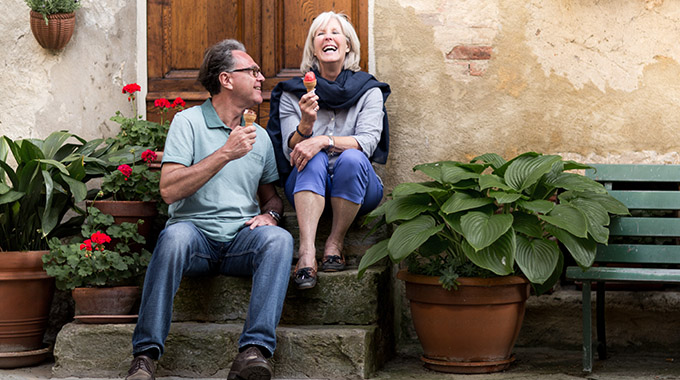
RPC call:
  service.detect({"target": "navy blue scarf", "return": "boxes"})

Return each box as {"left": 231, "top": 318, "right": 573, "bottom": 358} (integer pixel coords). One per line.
{"left": 266, "top": 69, "right": 391, "bottom": 185}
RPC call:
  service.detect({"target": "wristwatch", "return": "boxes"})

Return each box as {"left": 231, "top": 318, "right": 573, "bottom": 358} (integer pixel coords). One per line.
{"left": 267, "top": 210, "right": 281, "bottom": 223}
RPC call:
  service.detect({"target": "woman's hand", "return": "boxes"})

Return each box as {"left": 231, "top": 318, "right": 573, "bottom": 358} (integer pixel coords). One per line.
{"left": 299, "top": 91, "right": 319, "bottom": 130}
{"left": 290, "top": 136, "right": 326, "bottom": 171}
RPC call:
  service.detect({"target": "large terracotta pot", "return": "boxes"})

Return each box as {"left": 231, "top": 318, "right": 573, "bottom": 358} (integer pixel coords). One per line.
{"left": 0, "top": 251, "right": 54, "bottom": 352}
{"left": 398, "top": 269, "right": 530, "bottom": 374}
{"left": 29, "top": 11, "right": 76, "bottom": 50}
{"left": 87, "top": 200, "right": 157, "bottom": 239}
{"left": 71, "top": 286, "right": 141, "bottom": 316}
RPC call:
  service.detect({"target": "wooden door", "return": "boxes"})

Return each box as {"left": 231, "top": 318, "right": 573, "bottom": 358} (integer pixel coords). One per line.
{"left": 146, "top": 0, "right": 368, "bottom": 127}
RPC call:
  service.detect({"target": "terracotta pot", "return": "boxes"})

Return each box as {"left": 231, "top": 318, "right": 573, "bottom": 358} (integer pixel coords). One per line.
{"left": 71, "top": 286, "right": 141, "bottom": 316}
{"left": 397, "top": 269, "right": 530, "bottom": 374}
{"left": 87, "top": 200, "right": 157, "bottom": 240}
{"left": 0, "top": 251, "right": 55, "bottom": 353}
{"left": 29, "top": 11, "right": 75, "bottom": 50}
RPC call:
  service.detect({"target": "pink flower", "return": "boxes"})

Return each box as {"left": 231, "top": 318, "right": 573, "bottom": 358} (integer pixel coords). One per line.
{"left": 154, "top": 98, "right": 172, "bottom": 108}
{"left": 80, "top": 239, "right": 93, "bottom": 251}
{"left": 91, "top": 231, "right": 111, "bottom": 245}
{"left": 141, "top": 149, "right": 157, "bottom": 163}
{"left": 117, "top": 164, "right": 132, "bottom": 178}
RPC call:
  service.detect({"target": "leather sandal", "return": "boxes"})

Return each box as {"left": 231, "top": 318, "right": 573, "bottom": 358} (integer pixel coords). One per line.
{"left": 293, "top": 264, "right": 317, "bottom": 290}
{"left": 321, "top": 255, "right": 346, "bottom": 272}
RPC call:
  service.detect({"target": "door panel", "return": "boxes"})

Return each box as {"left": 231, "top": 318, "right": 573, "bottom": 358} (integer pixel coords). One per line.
{"left": 146, "top": 0, "right": 367, "bottom": 127}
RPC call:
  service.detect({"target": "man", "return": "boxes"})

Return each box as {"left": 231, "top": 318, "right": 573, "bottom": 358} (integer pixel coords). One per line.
{"left": 125, "top": 39, "right": 293, "bottom": 380}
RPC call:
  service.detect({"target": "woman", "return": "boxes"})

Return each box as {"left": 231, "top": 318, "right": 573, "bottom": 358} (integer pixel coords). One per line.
{"left": 267, "top": 11, "right": 390, "bottom": 290}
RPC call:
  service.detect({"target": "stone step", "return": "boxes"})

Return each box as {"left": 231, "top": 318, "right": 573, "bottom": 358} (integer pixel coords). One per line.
{"left": 53, "top": 322, "right": 386, "bottom": 379}
{"left": 172, "top": 266, "right": 390, "bottom": 325}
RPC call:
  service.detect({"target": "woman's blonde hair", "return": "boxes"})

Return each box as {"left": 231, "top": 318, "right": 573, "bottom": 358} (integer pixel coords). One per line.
{"left": 300, "top": 11, "right": 361, "bottom": 74}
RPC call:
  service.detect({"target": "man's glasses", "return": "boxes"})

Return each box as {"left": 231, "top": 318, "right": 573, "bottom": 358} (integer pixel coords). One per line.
{"left": 227, "top": 66, "right": 262, "bottom": 78}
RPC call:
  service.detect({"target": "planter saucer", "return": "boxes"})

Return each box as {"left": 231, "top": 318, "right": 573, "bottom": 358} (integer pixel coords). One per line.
{"left": 74, "top": 315, "right": 138, "bottom": 324}
{"left": 0, "top": 344, "right": 51, "bottom": 369}
{"left": 421, "top": 354, "right": 515, "bottom": 374}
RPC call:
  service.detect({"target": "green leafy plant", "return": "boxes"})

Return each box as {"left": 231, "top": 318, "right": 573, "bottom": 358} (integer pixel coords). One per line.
{"left": 43, "top": 206, "right": 151, "bottom": 290}
{"left": 100, "top": 148, "right": 160, "bottom": 202}
{"left": 25, "top": 0, "right": 81, "bottom": 24}
{"left": 358, "top": 152, "right": 629, "bottom": 293}
{"left": 110, "top": 83, "right": 185, "bottom": 152}
{"left": 0, "top": 131, "right": 118, "bottom": 251}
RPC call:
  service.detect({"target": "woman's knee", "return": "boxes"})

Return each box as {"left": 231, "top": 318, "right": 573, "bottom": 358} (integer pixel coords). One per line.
{"left": 335, "top": 149, "right": 370, "bottom": 171}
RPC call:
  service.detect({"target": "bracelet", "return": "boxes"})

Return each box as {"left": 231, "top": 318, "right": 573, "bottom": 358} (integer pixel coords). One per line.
{"left": 267, "top": 210, "right": 281, "bottom": 223}
{"left": 326, "top": 135, "right": 335, "bottom": 150}
{"left": 296, "top": 125, "right": 313, "bottom": 139}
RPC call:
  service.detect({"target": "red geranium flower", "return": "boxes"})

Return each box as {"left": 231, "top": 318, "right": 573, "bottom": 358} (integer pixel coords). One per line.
{"left": 91, "top": 231, "right": 112, "bottom": 245}
{"left": 117, "top": 164, "right": 133, "bottom": 179}
{"left": 154, "top": 98, "right": 172, "bottom": 108}
{"left": 141, "top": 149, "right": 157, "bottom": 163}
{"left": 122, "top": 83, "right": 141, "bottom": 95}
{"left": 172, "top": 97, "right": 186, "bottom": 109}
{"left": 80, "top": 239, "right": 93, "bottom": 251}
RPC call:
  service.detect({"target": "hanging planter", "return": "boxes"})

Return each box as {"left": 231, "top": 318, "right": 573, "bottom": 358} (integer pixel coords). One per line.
{"left": 29, "top": 11, "right": 75, "bottom": 50}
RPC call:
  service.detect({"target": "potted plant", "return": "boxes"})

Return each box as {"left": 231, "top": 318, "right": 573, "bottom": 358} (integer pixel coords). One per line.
{"left": 25, "top": 0, "right": 82, "bottom": 50}
{"left": 358, "top": 152, "right": 629, "bottom": 373}
{"left": 110, "top": 83, "right": 185, "bottom": 170}
{"left": 43, "top": 206, "right": 151, "bottom": 320}
{"left": 90, "top": 147, "right": 162, "bottom": 240}
{"left": 0, "top": 131, "right": 109, "bottom": 366}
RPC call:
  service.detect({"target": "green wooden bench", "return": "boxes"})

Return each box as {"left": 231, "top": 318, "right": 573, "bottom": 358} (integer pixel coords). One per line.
{"left": 565, "top": 163, "right": 680, "bottom": 372}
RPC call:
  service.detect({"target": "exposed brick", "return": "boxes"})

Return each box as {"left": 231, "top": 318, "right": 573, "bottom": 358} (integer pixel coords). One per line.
{"left": 447, "top": 45, "right": 492, "bottom": 60}
{"left": 469, "top": 61, "right": 488, "bottom": 76}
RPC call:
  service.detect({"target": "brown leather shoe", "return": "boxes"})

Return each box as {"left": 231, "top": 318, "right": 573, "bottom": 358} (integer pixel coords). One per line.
{"left": 227, "top": 346, "right": 273, "bottom": 380}
{"left": 125, "top": 355, "right": 155, "bottom": 380}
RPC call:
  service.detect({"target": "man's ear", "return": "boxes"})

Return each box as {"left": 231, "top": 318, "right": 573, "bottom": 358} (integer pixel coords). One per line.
{"left": 219, "top": 72, "right": 233, "bottom": 90}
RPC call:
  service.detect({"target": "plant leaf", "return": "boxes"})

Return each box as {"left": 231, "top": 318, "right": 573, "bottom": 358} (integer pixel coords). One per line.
{"left": 488, "top": 190, "right": 523, "bottom": 204}
{"left": 462, "top": 229, "right": 515, "bottom": 276}
{"left": 479, "top": 174, "right": 512, "bottom": 191}
{"left": 517, "top": 199, "right": 555, "bottom": 214}
{"left": 460, "top": 211, "right": 514, "bottom": 251}
{"left": 512, "top": 212, "right": 544, "bottom": 238}
{"left": 505, "top": 154, "right": 562, "bottom": 191}
{"left": 387, "top": 215, "right": 444, "bottom": 263}
{"left": 515, "top": 235, "right": 560, "bottom": 284}
{"left": 567, "top": 197, "right": 610, "bottom": 244}
{"left": 441, "top": 192, "right": 494, "bottom": 214}
{"left": 440, "top": 164, "right": 479, "bottom": 184}
{"left": 539, "top": 204, "right": 587, "bottom": 238}
{"left": 545, "top": 224, "right": 597, "bottom": 268}
{"left": 471, "top": 153, "right": 507, "bottom": 170}
{"left": 357, "top": 239, "right": 389, "bottom": 279}
{"left": 384, "top": 193, "right": 436, "bottom": 223}
{"left": 545, "top": 172, "right": 607, "bottom": 193}
{"left": 391, "top": 181, "right": 446, "bottom": 197}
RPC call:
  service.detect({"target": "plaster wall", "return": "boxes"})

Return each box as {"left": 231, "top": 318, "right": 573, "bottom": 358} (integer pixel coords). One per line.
{"left": 374, "top": 0, "right": 680, "bottom": 191}
{"left": 1, "top": 0, "right": 138, "bottom": 142}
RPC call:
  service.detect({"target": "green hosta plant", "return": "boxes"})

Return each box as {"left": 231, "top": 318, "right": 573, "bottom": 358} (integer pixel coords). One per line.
{"left": 358, "top": 152, "right": 629, "bottom": 293}
{"left": 43, "top": 206, "right": 151, "bottom": 290}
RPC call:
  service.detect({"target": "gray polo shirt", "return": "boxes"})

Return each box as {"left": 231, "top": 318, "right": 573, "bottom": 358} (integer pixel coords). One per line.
{"left": 162, "top": 99, "right": 279, "bottom": 242}
{"left": 279, "top": 87, "right": 384, "bottom": 169}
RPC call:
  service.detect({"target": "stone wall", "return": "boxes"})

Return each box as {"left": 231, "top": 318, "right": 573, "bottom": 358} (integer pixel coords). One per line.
{"left": 374, "top": 0, "right": 680, "bottom": 190}
{"left": 1, "top": 0, "right": 138, "bottom": 142}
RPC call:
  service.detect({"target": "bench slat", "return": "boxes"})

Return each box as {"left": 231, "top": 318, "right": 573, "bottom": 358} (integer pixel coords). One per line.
{"left": 609, "top": 217, "right": 680, "bottom": 237}
{"left": 607, "top": 190, "right": 680, "bottom": 210}
{"left": 566, "top": 266, "right": 680, "bottom": 282}
{"left": 587, "top": 164, "right": 680, "bottom": 182}
{"left": 595, "top": 244, "right": 680, "bottom": 264}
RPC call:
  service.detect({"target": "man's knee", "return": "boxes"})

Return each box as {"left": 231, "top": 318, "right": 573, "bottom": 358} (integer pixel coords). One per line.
{"left": 153, "top": 222, "right": 200, "bottom": 263}
{"left": 260, "top": 226, "right": 294, "bottom": 262}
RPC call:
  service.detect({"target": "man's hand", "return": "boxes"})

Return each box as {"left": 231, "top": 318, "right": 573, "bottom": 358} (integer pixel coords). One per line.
{"left": 245, "top": 213, "right": 278, "bottom": 229}
{"left": 223, "top": 125, "right": 257, "bottom": 161}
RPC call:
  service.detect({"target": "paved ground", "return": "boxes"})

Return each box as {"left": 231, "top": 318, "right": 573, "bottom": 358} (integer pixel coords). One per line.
{"left": 2, "top": 346, "right": 680, "bottom": 379}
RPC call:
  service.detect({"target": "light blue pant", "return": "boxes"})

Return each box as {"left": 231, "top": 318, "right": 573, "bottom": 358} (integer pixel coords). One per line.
{"left": 284, "top": 149, "right": 383, "bottom": 215}
{"left": 131, "top": 221, "right": 294, "bottom": 359}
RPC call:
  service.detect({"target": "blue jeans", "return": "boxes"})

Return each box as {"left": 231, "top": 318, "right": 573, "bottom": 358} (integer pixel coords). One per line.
{"left": 131, "top": 221, "right": 294, "bottom": 359}
{"left": 284, "top": 149, "right": 383, "bottom": 215}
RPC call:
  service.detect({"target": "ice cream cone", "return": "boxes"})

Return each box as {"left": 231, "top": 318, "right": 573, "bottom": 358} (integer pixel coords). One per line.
{"left": 243, "top": 109, "right": 257, "bottom": 126}
{"left": 303, "top": 71, "right": 316, "bottom": 93}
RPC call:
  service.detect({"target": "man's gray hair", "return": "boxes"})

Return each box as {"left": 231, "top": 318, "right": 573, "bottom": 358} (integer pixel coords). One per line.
{"left": 198, "top": 39, "right": 247, "bottom": 96}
